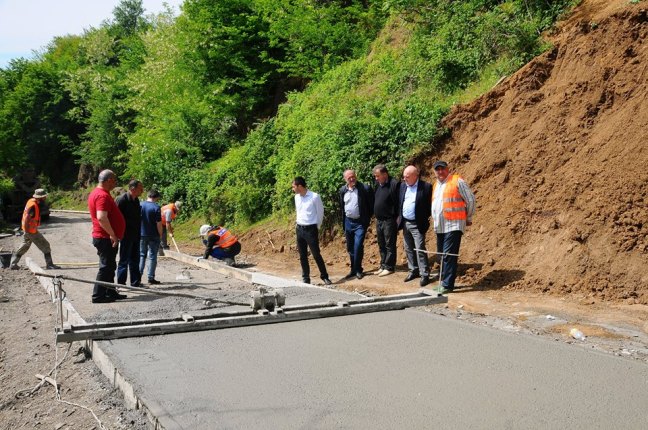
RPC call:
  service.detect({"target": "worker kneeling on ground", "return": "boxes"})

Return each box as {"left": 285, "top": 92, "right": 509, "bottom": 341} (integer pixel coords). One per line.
{"left": 198, "top": 224, "right": 241, "bottom": 266}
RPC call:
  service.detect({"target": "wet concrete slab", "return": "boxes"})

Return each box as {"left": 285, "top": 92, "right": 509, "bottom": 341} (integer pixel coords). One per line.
{"left": 9, "top": 213, "right": 648, "bottom": 429}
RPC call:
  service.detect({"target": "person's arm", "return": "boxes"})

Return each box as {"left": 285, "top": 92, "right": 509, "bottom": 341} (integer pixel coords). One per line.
{"left": 458, "top": 179, "right": 476, "bottom": 226}
{"left": 97, "top": 211, "right": 118, "bottom": 246}
{"left": 203, "top": 234, "right": 218, "bottom": 259}
{"left": 315, "top": 194, "right": 324, "bottom": 229}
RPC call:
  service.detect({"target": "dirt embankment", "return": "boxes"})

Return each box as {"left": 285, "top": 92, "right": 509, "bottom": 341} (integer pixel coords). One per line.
{"left": 416, "top": 3, "right": 648, "bottom": 303}
{"left": 241, "top": 2, "right": 648, "bottom": 306}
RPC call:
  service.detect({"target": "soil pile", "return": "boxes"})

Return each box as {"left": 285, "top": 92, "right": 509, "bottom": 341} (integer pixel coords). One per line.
{"left": 417, "top": 2, "right": 648, "bottom": 303}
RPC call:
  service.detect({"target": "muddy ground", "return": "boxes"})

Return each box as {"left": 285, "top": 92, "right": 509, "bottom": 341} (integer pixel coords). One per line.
{"left": 0, "top": 269, "right": 150, "bottom": 430}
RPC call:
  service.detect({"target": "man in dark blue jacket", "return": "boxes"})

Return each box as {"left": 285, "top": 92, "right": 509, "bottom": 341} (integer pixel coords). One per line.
{"left": 339, "top": 169, "right": 374, "bottom": 279}
{"left": 398, "top": 165, "right": 433, "bottom": 287}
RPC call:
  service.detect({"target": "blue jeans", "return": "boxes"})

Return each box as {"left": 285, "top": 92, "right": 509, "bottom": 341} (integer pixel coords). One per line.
{"left": 139, "top": 237, "right": 160, "bottom": 281}
{"left": 436, "top": 231, "right": 463, "bottom": 289}
{"left": 117, "top": 236, "right": 141, "bottom": 286}
{"left": 344, "top": 218, "right": 366, "bottom": 275}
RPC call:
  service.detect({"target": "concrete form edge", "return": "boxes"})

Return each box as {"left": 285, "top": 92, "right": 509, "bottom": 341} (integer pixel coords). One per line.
{"left": 164, "top": 249, "right": 366, "bottom": 296}
{"left": 25, "top": 257, "right": 183, "bottom": 430}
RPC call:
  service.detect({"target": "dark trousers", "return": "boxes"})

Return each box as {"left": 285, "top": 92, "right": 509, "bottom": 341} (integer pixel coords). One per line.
{"left": 344, "top": 218, "right": 366, "bottom": 275}
{"left": 376, "top": 218, "right": 397, "bottom": 271}
{"left": 92, "top": 238, "right": 119, "bottom": 300}
{"left": 161, "top": 226, "right": 169, "bottom": 249}
{"left": 117, "top": 236, "right": 141, "bottom": 286}
{"left": 403, "top": 221, "right": 430, "bottom": 277}
{"left": 209, "top": 241, "right": 242, "bottom": 260}
{"left": 436, "top": 231, "right": 463, "bottom": 289}
{"left": 296, "top": 224, "right": 328, "bottom": 281}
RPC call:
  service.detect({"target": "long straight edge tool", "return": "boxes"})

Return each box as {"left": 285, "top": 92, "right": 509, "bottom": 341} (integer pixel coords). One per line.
{"left": 413, "top": 248, "right": 460, "bottom": 292}
{"left": 33, "top": 272, "right": 248, "bottom": 306}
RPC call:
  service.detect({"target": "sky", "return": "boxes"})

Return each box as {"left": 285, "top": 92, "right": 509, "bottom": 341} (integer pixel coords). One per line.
{"left": 0, "top": 0, "right": 184, "bottom": 68}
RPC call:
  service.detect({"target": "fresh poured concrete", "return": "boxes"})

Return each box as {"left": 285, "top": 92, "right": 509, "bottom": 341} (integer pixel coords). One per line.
{"left": 12, "top": 213, "right": 648, "bottom": 429}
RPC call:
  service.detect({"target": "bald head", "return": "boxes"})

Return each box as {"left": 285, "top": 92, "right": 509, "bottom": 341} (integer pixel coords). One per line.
{"left": 403, "top": 165, "right": 419, "bottom": 186}
{"left": 343, "top": 169, "right": 357, "bottom": 189}
{"left": 98, "top": 169, "right": 117, "bottom": 191}
{"left": 98, "top": 169, "right": 116, "bottom": 183}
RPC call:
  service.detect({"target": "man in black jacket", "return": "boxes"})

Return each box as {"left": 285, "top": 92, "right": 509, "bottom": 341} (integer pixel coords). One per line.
{"left": 372, "top": 164, "right": 399, "bottom": 277}
{"left": 338, "top": 169, "right": 373, "bottom": 279}
{"left": 398, "top": 165, "right": 433, "bottom": 286}
{"left": 116, "top": 179, "right": 143, "bottom": 287}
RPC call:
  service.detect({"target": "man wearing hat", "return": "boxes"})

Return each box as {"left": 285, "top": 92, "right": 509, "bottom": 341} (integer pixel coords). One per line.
{"left": 431, "top": 160, "right": 475, "bottom": 293}
{"left": 197, "top": 224, "right": 241, "bottom": 266}
{"left": 160, "top": 200, "right": 182, "bottom": 250}
{"left": 9, "top": 188, "right": 60, "bottom": 270}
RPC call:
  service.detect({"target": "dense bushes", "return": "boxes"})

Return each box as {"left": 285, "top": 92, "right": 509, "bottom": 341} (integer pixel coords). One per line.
{"left": 192, "top": 0, "right": 576, "bottom": 226}
{"left": 0, "top": 0, "right": 577, "bottom": 228}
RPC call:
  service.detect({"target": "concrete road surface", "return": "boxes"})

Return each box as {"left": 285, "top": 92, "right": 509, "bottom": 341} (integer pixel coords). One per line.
{"left": 8, "top": 213, "right": 648, "bottom": 429}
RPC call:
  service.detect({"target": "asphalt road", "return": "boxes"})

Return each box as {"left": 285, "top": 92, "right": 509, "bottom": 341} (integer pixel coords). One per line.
{"left": 10, "top": 213, "right": 648, "bottom": 429}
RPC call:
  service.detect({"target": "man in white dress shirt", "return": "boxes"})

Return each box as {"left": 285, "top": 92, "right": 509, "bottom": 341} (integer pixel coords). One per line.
{"left": 292, "top": 176, "right": 332, "bottom": 285}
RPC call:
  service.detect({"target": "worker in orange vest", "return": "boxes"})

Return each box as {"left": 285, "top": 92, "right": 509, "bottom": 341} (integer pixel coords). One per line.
{"left": 10, "top": 189, "right": 60, "bottom": 270}
{"left": 197, "top": 224, "right": 241, "bottom": 266}
{"left": 431, "top": 161, "right": 475, "bottom": 294}
{"left": 160, "top": 200, "right": 182, "bottom": 250}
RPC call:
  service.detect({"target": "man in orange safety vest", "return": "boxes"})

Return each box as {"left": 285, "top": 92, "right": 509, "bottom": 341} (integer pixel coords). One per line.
{"left": 9, "top": 189, "right": 60, "bottom": 270}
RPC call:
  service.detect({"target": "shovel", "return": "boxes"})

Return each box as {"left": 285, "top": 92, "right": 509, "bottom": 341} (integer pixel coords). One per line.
{"left": 170, "top": 233, "right": 181, "bottom": 253}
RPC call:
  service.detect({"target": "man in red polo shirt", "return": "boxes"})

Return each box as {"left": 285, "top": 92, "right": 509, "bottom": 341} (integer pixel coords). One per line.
{"left": 88, "top": 169, "right": 127, "bottom": 303}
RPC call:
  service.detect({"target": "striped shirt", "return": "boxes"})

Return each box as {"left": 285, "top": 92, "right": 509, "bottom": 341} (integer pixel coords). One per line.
{"left": 432, "top": 177, "right": 475, "bottom": 233}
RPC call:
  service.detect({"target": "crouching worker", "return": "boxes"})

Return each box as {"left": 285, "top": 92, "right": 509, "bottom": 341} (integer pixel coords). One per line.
{"left": 198, "top": 224, "right": 241, "bottom": 266}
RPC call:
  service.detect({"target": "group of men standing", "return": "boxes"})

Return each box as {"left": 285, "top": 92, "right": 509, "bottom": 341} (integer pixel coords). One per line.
{"left": 87, "top": 169, "right": 182, "bottom": 303}
{"left": 293, "top": 161, "right": 475, "bottom": 292}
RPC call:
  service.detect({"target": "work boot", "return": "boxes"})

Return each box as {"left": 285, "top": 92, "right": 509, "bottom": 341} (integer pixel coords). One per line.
{"left": 9, "top": 253, "right": 20, "bottom": 270}
{"left": 44, "top": 253, "right": 61, "bottom": 270}
{"left": 224, "top": 257, "right": 236, "bottom": 267}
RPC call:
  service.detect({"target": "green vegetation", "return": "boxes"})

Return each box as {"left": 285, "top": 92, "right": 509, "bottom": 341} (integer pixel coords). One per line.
{"left": 0, "top": 0, "right": 576, "bottom": 229}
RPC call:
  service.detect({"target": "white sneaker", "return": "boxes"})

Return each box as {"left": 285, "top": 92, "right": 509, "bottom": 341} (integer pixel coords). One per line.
{"left": 378, "top": 269, "right": 394, "bottom": 277}
{"left": 371, "top": 268, "right": 384, "bottom": 275}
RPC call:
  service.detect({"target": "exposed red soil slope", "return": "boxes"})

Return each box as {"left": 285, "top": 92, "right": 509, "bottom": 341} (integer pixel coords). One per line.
{"left": 416, "top": 2, "right": 648, "bottom": 303}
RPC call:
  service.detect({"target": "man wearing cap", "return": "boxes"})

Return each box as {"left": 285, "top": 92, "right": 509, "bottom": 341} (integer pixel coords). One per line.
{"left": 9, "top": 188, "right": 60, "bottom": 270}
{"left": 432, "top": 160, "right": 475, "bottom": 293}
{"left": 197, "top": 224, "right": 241, "bottom": 266}
{"left": 139, "top": 189, "right": 163, "bottom": 285}
{"left": 160, "top": 200, "right": 182, "bottom": 251}
{"left": 398, "top": 165, "right": 433, "bottom": 286}
{"left": 338, "top": 169, "right": 373, "bottom": 280}
{"left": 116, "top": 179, "right": 143, "bottom": 287}
{"left": 88, "top": 170, "right": 127, "bottom": 303}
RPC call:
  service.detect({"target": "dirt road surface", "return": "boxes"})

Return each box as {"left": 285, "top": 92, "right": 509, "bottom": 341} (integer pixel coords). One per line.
{"left": 2, "top": 213, "right": 648, "bottom": 429}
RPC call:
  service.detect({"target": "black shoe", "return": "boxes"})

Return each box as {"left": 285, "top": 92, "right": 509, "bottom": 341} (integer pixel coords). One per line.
{"left": 419, "top": 276, "right": 431, "bottom": 287}
{"left": 92, "top": 296, "right": 116, "bottom": 304}
{"left": 302, "top": 278, "right": 311, "bottom": 284}
{"left": 355, "top": 272, "right": 364, "bottom": 280}
{"left": 344, "top": 271, "right": 355, "bottom": 279}
{"left": 148, "top": 279, "right": 161, "bottom": 285}
{"left": 110, "top": 293, "right": 128, "bottom": 300}
{"left": 404, "top": 272, "right": 420, "bottom": 282}
{"left": 322, "top": 278, "right": 332, "bottom": 286}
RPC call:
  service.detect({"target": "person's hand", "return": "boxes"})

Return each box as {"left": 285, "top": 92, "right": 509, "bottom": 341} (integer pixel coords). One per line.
{"left": 110, "top": 234, "right": 119, "bottom": 247}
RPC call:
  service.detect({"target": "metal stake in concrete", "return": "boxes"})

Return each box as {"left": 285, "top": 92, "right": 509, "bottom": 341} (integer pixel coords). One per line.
{"left": 414, "top": 248, "right": 460, "bottom": 292}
